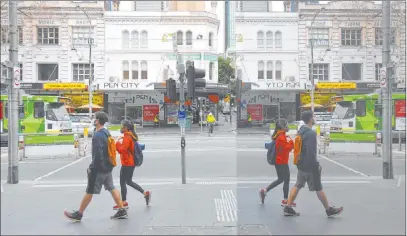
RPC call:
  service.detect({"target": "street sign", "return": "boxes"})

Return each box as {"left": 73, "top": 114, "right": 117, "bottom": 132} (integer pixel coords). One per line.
{"left": 380, "top": 68, "right": 387, "bottom": 88}
{"left": 13, "top": 66, "right": 20, "bottom": 89}
{"left": 178, "top": 110, "right": 186, "bottom": 119}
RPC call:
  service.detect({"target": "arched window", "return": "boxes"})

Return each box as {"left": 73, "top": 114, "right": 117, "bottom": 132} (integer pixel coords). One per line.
{"left": 266, "top": 31, "right": 273, "bottom": 49}
{"left": 186, "top": 31, "right": 192, "bottom": 45}
{"left": 141, "top": 61, "right": 147, "bottom": 79}
{"left": 275, "top": 31, "right": 282, "bottom": 48}
{"left": 141, "top": 31, "right": 148, "bottom": 47}
{"left": 209, "top": 32, "right": 213, "bottom": 47}
{"left": 257, "top": 31, "right": 264, "bottom": 48}
{"left": 258, "top": 61, "right": 264, "bottom": 80}
{"left": 122, "top": 61, "right": 129, "bottom": 80}
{"left": 267, "top": 61, "right": 273, "bottom": 80}
{"left": 131, "top": 30, "right": 139, "bottom": 48}
{"left": 275, "top": 61, "right": 282, "bottom": 80}
{"left": 122, "top": 30, "right": 129, "bottom": 48}
{"left": 131, "top": 60, "right": 138, "bottom": 80}
{"left": 177, "top": 31, "right": 183, "bottom": 45}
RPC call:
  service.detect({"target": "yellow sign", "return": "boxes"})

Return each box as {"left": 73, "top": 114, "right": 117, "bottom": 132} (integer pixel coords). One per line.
{"left": 300, "top": 93, "right": 336, "bottom": 105}
{"left": 317, "top": 82, "right": 356, "bottom": 89}
{"left": 63, "top": 93, "right": 104, "bottom": 107}
{"left": 44, "top": 83, "right": 87, "bottom": 90}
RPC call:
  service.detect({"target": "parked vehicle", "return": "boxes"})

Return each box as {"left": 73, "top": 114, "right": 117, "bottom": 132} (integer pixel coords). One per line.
{"left": 70, "top": 116, "right": 94, "bottom": 137}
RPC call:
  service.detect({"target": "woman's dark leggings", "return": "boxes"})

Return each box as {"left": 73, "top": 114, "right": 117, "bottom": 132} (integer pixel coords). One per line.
{"left": 266, "top": 164, "right": 290, "bottom": 199}
{"left": 120, "top": 166, "right": 144, "bottom": 201}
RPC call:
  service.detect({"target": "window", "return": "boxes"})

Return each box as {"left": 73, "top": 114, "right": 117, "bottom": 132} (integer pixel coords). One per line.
{"left": 258, "top": 61, "right": 264, "bottom": 80}
{"left": 122, "top": 61, "right": 129, "bottom": 80}
{"left": 309, "top": 28, "right": 329, "bottom": 46}
{"left": 1, "top": 26, "right": 23, "bottom": 44}
{"left": 38, "top": 64, "right": 58, "bottom": 81}
{"left": 257, "top": 31, "right": 264, "bottom": 48}
{"left": 375, "top": 63, "right": 382, "bottom": 81}
{"left": 356, "top": 100, "right": 366, "bottom": 117}
{"left": 209, "top": 62, "right": 214, "bottom": 80}
{"left": 275, "top": 61, "right": 282, "bottom": 80}
{"left": 131, "top": 30, "right": 139, "bottom": 48}
{"left": 309, "top": 63, "right": 329, "bottom": 81}
{"left": 1, "top": 63, "right": 23, "bottom": 81}
{"left": 375, "top": 28, "right": 396, "bottom": 45}
{"left": 186, "top": 31, "right": 192, "bottom": 45}
{"left": 141, "top": 31, "right": 148, "bottom": 47}
{"left": 72, "top": 63, "right": 94, "bottom": 82}
{"left": 37, "top": 27, "right": 59, "bottom": 44}
{"left": 72, "top": 26, "right": 94, "bottom": 45}
{"left": 266, "top": 31, "right": 273, "bottom": 48}
{"left": 131, "top": 61, "right": 138, "bottom": 80}
{"left": 141, "top": 61, "right": 147, "bottom": 79}
{"left": 34, "top": 101, "right": 45, "bottom": 118}
{"left": 341, "top": 28, "right": 361, "bottom": 46}
{"left": 342, "top": 63, "right": 362, "bottom": 81}
{"left": 122, "top": 30, "right": 129, "bottom": 48}
{"left": 177, "top": 31, "right": 183, "bottom": 45}
{"left": 209, "top": 32, "right": 213, "bottom": 47}
{"left": 275, "top": 31, "right": 282, "bottom": 48}
{"left": 266, "top": 61, "right": 273, "bottom": 80}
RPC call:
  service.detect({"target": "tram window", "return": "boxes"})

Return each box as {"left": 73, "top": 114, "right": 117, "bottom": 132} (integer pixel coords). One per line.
{"left": 19, "top": 105, "right": 24, "bottom": 119}
{"left": 34, "top": 102, "right": 45, "bottom": 118}
{"left": 356, "top": 100, "right": 366, "bottom": 117}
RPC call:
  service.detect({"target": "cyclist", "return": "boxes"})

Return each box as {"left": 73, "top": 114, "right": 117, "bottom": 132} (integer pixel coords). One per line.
{"left": 206, "top": 112, "right": 216, "bottom": 136}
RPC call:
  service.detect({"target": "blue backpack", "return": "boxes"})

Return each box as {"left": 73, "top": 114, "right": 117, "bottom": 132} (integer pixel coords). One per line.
{"left": 130, "top": 139, "right": 144, "bottom": 167}
{"left": 266, "top": 140, "right": 277, "bottom": 165}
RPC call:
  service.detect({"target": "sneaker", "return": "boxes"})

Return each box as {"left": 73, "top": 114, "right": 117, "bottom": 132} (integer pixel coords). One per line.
{"left": 281, "top": 199, "right": 297, "bottom": 207}
{"left": 64, "top": 210, "right": 82, "bottom": 222}
{"left": 111, "top": 208, "right": 128, "bottom": 219}
{"left": 113, "top": 201, "right": 129, "bottom": 210}
{"left": 283, "top": 206, "right": 299, "bottom": 216}
{"left": 259, "top": 189, "right": 266, "bottom": 204}
{"left": 144, "top": 191, "right": 151, "bottom": 206}
{"left": 326, "top": 206, "right": 343, "bottom": 217}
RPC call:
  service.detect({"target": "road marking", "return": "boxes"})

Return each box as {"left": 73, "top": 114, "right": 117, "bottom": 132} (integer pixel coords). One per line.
{"left": 214, "top": 190, "right": 237, "bottom": 222}
{"left": 33, "top": 155, "right": 91, "bottom": 182}
{"left": 397, "top": 176, "right": 402, "bottom": 188}
{"left": 31, "top": 181, "right": 175, "bottom": 188}
{"left": 394, "top": 150, "right": 406, "bottom": 155}
{"left": 319, "top": 154, "right": 369, "bottom": 178}
{"left": 196, "top": 180, "right": 371, "bottom": 185}
{"left": 1, "top": 160, "right": 73, "bottom": 165}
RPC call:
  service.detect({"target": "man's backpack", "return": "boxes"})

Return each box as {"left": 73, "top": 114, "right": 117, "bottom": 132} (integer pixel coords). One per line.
{"left": 266, "top": 140, "right": 278, "bottom": 165}
{"left": 107, "top": 134, "right": 117, "bottom": 167}
{"left": 130, "top": 139, "right": 144, "bottom": 167}
{"left": 293, "top": 129, "right": 309, "bottom": 165}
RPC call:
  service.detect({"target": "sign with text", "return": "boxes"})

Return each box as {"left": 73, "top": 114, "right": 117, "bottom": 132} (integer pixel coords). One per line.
{"left": 35, "top": 19, "right": 60, "bottom": 25}
{"left": 316, "top": 82, "right": 356, "bottom": 89}
{"left": 63, "top": 93, "right": 104, "bottom": 107}
{"left": 142, "top": 105, "right": 159, "bottom": 123}
{"left": 97, "top": 82, "right": 153, "bottom": 91}
{"left": 13, "top": 66, "right": 21, "bottom": 89}
{"left": 395, "top": 100, "right": 406, "bottom": 131}
{"left": 300, "top": 93, "right": 336, "bottom": 105}
{"left": 252, "top": 81, "right": 306, "bottom": 91}
{"left": 247, "top": 104, "right": 263, "bottom": 121}
{"left": 43, "top": 83, "right": 87, "bottom": 90}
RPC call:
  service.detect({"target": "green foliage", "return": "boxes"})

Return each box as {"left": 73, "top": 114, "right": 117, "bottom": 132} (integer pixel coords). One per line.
{"left": 218, "top": 56, "right": 236, "bottom": 95}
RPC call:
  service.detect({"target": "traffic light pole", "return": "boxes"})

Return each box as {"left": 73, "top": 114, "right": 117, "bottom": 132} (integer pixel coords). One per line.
{"left": 179, "top": 72, "right": 186, "bottom": 184}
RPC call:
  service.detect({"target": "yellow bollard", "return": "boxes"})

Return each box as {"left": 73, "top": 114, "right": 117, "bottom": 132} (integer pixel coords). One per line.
{"left": 84, "top": 127, "right": 88, "bottom": 137}
{"left": 316, "top": 125, "right": 321, "bottom": 136}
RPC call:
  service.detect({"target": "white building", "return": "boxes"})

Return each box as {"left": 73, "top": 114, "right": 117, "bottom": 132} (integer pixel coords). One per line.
{"left": 298, "top": 1, "right": 406, "bottom": 90}
{"left": 235, "top": 3, "right": 302, "bottom": 123}
{"left": 100, "top": 1, "right": 220, "bottom": 125}
{"left": 1, "top": 1, "right": 105, "bottom": 90}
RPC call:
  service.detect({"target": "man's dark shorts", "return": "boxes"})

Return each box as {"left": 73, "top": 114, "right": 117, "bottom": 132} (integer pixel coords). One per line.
{"left": 86, "top": 168, "right": 115, "bottom": 194}
{"left": 295, "top": 165, "right": 323, "bottom": 191}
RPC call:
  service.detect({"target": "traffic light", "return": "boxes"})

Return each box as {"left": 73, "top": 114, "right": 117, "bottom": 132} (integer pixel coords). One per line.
{"left": 166, "top": 78, "right": 176, "bottom": 101}
{"left": 186, "top": 61, "right": 206, "bottom": 100}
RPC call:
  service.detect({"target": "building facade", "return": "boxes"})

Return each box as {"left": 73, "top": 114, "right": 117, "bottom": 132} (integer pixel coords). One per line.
{"left": 101, "top": 1, "right": 220, "bottom": 125}
{"left": 298, "top": 1, "right": 406, "bottom": 92}
{"left": 236, "top": 8, "right": 302, "bottom": 123}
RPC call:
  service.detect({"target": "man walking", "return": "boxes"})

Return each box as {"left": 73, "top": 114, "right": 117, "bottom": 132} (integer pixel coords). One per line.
{"left": 64, "top": 111, "right": 128, "bottom": 222}
{"left": 283, "top": 110, "right": 343, "bottom": 217}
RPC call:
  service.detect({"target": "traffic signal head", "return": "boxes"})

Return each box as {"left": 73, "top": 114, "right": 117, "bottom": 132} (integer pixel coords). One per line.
{"left": 166, "top": 78, "right": 177, "bottom": 101}
{"left": 186, "top": 61, "right": 206, "bottom": 100}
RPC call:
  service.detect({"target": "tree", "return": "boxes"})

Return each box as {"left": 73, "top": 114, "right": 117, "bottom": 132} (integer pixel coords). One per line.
{"left": 218, "top": 56, "right": 236, "bottom": 95}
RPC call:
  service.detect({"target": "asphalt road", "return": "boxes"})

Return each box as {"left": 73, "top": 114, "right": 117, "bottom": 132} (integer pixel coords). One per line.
{"left": 1, "top": 132, "right": 406, "bottom": 235}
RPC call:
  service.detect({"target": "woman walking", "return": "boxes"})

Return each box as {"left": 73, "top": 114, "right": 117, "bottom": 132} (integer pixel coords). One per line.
{"left": 114, "top": 120, "right": 151, "bottom": 210}
{"left": 259, "top": 119, "right": 296, "bottom": 206}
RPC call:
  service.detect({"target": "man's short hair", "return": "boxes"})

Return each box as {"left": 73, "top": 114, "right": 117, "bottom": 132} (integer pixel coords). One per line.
{"left": 95, "top": 111, "right": 108, "bottom": 125}
{"left": 301, "top": 110, "right": 313, "bottom": 124}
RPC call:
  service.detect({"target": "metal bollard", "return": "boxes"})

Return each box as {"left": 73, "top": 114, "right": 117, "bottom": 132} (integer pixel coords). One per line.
{"left": 325, "top": 132, "right": 330, "bottom": 157}
{"left": 398, "top": 132, "right": 402, "bottom": 151}
{"left": 78, "top": 137, "right": 85, "bottom": 157}
{"left": 18, "top": 135, "right": 25, "bottom": 161}
{"left": 375, "top": 132, "right": 382, "bottom": 157}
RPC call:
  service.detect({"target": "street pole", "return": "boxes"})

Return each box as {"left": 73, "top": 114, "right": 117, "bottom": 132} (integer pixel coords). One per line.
{"left": 381, "top": 0, "right": 393, "bottom": 179}
{"left": 173, "top": 34, "right": 186, "bottom": 184}
{"left": 7, "top": 0, "right": 19, "bottom": 184}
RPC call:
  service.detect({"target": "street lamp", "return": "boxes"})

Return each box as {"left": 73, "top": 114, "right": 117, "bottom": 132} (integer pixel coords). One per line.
{"left": 310, "top": 7, "right": 325, "bottom": 114}
{"left": 77, "top": 6, "right": 93, "bottom": 119}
